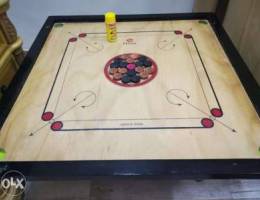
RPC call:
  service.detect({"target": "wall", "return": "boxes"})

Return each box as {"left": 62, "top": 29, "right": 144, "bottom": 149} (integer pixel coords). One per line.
{"left": 223, "top": 0, "right": 260, "bottom": 85}
{"left": 193, "top": 0, "right": 217, "bottom": 12}
{"left": 193, "top": 0, "right": 260, "bottom": 85}
{"left": 7, "top": 0, "right": 194, "bottom": 50}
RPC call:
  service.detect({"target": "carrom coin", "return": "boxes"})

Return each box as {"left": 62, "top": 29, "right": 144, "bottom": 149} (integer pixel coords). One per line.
{"left": 131, "top": 75, "right": 141, "bottom": 83}
{"left": 110, "top": 62, "right": 118, "bottom": 68}
{"left": 109, "top": 68, "right": 118, "bottom": 74}
{"left": 118, "top": 68, "right": 128, "bottom": 74}
{"left": 144, "top": 60, "right": 152, "bottom": 67}
{"left": 126, "top": 58, "right": 135, "bottom": 63}
{"left": 121, "top": 75, "right": 131, "bottom": 84}
{"left": 104, "top": 53, "right": 157, "bottom": 87}
{"left": 119, "top": 61, "right": 128, "bottom": 68}
{"left": 140, "top": 71, "right": 149, "bottom": 79}
{"left": 135, "top": 66, "right": 145, "bottom": 73}
{"left": 127, "top": 63, "right": 136, "bottom": 70}
{"left": 144, "top": 67, "right": 153, "bottom": 74}
{"left": 135, "top": 61, "right": 144, "bottom": 67}
{"left": 113, "top": 72, "right": 122, "bottom": 80}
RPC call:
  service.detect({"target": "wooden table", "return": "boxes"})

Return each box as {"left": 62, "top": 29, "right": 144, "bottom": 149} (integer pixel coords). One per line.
{"left": 0, "top": 13, "right": 260, "bottom": 179}
{"left": 0, "top": 0, "right": 24, "bottom": 100}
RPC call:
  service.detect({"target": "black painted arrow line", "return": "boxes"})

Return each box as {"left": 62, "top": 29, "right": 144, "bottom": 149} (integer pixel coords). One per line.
{"left": 158, "top": 28, "right": 193, "bottom": 50}
{"left": 166, "top": 94, "right": 182, "bottom": 106}
{"left": 214, "top": 119, "right": 237, "bottom": 133}
{"left": 172, "top": 93, "right": 236, "bottom": 133}
{"left": 168, "top": 89, "right": 190, "bottom": 98}
{"left": 29, "top": 91, "right": 96, "bottom": 136}
{"left": 73, "top": 90, "right": 96, "bottom": 101}
{"left": 68, "top": 32, "right": 102, "bottom": 51}
{"left": 80, "top": 38, "right": 103, "bottom": 52}
{"left": 29, "top": 121, "right": 52, "bottom": 136}
{"left": 55, "top": 92, "right": 97, "bottom": 120}
{"left": 166, "top": 89, "right": 190, "bottom": 106}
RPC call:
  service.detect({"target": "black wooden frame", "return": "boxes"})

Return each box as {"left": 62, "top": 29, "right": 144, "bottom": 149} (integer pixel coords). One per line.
{"left": 0, "top": 13, "right": 260, "bottom": 180}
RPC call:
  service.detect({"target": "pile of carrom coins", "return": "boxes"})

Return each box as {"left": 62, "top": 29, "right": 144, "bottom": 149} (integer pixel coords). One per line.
{"left": 105, "top": 53, "right": 157, "bottom": 87}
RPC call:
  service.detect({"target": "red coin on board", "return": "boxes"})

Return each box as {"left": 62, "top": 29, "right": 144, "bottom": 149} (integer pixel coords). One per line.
{"left": 69, "top": 37, "right": 77, "bottom": 42}
{"left": 78, "top": 33, "right": 87, "bottom": 38}
{"left": 174, "top": 30, "right": 183, "bottom": 35}
{"left": 184, "top": 34, "right": 193, "bottom": 39}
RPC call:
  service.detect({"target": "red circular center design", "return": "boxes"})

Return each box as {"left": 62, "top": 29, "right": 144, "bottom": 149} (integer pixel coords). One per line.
{"left": 104, "top": 53, "right": 158, "bottom": 87}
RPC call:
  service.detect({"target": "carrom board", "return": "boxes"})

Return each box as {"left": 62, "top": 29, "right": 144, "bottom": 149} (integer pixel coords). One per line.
{"left": 0, "top": 14, "right": 260, "bottom": 179}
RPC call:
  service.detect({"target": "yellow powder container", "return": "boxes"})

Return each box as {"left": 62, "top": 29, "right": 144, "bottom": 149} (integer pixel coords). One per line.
{"left": 105, "top": 12, "right": 117, "bottom": 42}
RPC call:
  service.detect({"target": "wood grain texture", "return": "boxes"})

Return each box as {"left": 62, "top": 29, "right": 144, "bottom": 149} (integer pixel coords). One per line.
{"left": 0, "top": 20, "right": 259, "bottom": 161}
{"left": 223, "top": 0, "right": 253, "bottom": 49}
{"left": 0, "top": 0, "right": 9, "bottom": 14}
{"left": 239, "top": 0, "right": 260, "bottom": 84}
{"left": 0, "top": 0, "right": 25, "bottom": 66}
{"left": 223, "top": 0, "right": 260, "bottom": 84}
{"left": 0, "top": 0, "right": 24, "bottom": 96}
{"left": 0, "top": 13, "right": 25, "bottom": 65}
{"left": 0, "top": 56, "right": 17, "bottom": 85}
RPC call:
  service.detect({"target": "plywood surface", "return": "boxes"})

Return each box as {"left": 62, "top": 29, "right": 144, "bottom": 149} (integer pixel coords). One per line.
{"left": 0, "top": 20, "right": 259, "bottom": 161}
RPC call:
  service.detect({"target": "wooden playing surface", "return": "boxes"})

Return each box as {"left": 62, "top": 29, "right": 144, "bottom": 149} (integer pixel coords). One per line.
{"left": 0, "top": 20, "right": 260, "bottom": 161}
